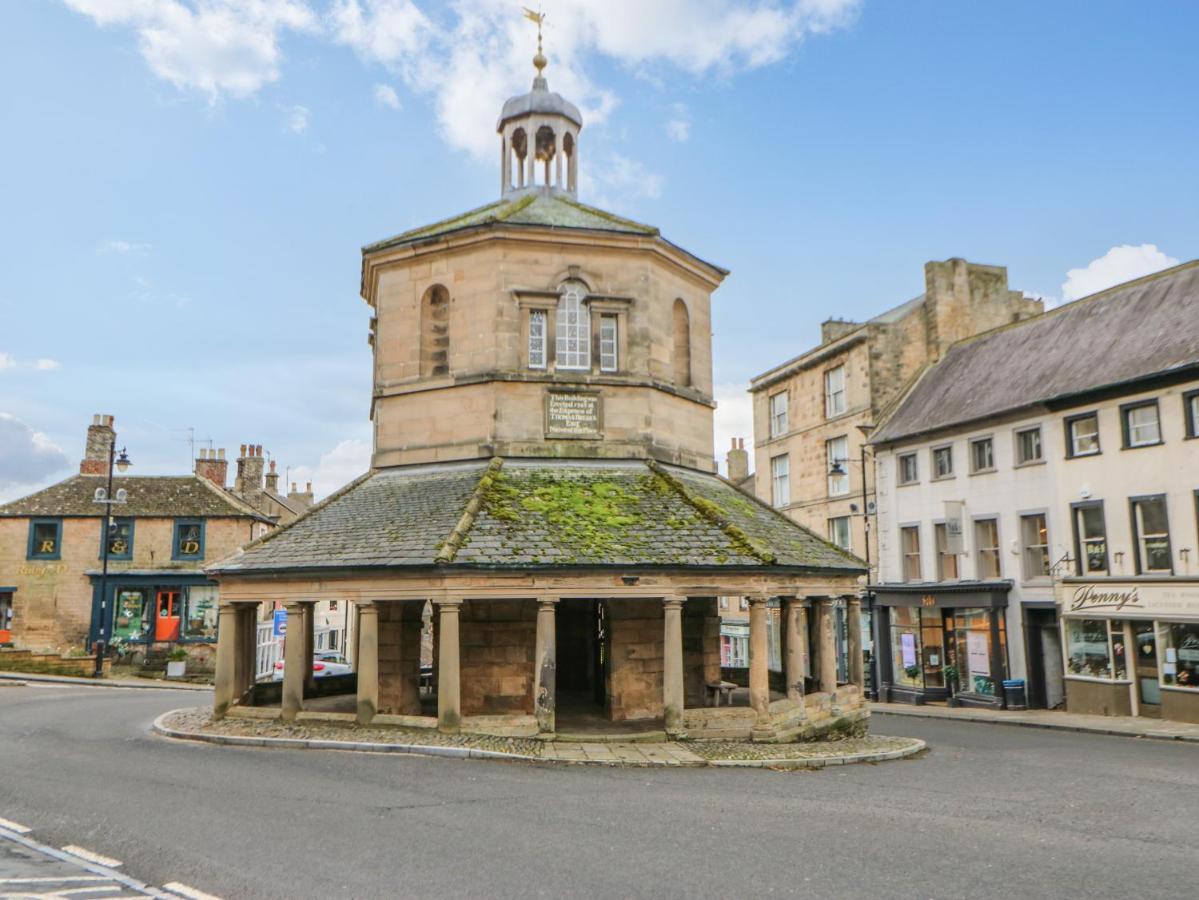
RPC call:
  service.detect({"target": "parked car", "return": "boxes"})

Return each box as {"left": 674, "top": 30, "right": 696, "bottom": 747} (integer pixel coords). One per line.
{"left": 271, "top": 651, "right": 353, "bottom": 682}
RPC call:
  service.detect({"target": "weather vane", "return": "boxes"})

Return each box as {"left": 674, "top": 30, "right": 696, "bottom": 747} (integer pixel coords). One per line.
{"left": 522, "top": 6, "right": 546, "bottom": 70}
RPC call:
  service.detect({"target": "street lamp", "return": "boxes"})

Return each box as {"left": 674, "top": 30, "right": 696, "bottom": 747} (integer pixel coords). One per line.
{"left": 92, "top": 443, "right": 132, "bottom": 673}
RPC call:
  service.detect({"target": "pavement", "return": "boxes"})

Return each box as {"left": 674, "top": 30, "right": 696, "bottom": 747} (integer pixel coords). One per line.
{"left": 871, "top": 700, "right": 1199, "bottom": 741}
{"left": 0, "top": 671, "right": 212, "bottom": 691}
{"left": 1, "top": 683, "right": 1197, "bottom": 898}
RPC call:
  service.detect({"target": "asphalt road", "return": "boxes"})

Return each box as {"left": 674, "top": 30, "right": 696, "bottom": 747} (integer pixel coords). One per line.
{"left": 0, "top": 683, "right": 1195, "bottom": 899}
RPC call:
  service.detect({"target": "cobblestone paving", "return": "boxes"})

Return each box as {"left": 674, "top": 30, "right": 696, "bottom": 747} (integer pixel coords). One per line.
{"left": 685, "top": 735, "right": 917, "bottom": 760}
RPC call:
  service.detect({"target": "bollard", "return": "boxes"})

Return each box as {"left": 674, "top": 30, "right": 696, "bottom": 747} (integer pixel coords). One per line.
{"left": 93, "top": 640, "right": 105, "bottom": 679}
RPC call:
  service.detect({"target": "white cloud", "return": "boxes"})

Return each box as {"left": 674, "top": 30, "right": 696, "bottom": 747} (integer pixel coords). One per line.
{"left": 666, "top": 118, "right": 690, "bottom": 142}
{"left": 0, "top": 414, "right": 71, "bottom": 498}
{"left": 35, "top": 359, "right": 61, "bottom": 371}
{"left": 286, "top": 103, "right": 310, "bottom": 133}
{"left": 1060, "top": 244, "right": 1179, "bottom": 304}
{"left": 63, "top": 0, "right": 319, "bottom": 100}
{"left": 288, "top": 438, "right": 371, "bottom": 500}
{"left": 98, "top": 238, "right": 152, "bottom": 254}
{"left": 0, "top": 354, "right": 63, "bottom": 373}
{"left": 713, "top": 382, "right": 754, "bottom": 478}
{"left": 373, "top": 82, "right": 401, "bottom": 109}
{"left": 589, "top": 154, "right": 664, "bottom": 204}
{"left": 0, "top": 353, "right": 13, "bottom": 371}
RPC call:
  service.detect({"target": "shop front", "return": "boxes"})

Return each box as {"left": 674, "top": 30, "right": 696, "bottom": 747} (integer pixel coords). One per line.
{"left": 89, "top": 573, "right": 222, "bottom": 671}
{"left": 871, "top": 582, "right": 1012, "bottom": 708}
{"left": 1057, "top": 577, "right": 1199, "bottom": 724}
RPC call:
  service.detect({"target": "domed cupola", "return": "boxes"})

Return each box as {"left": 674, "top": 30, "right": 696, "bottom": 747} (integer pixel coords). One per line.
{"left": 497, "top": 20, "right": 581, "bottom": 199}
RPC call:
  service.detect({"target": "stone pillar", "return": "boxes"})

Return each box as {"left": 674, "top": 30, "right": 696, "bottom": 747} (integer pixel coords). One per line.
{"left": 281, "top": 602, "right": 307, "bottom": 723}
{"left": 847, "top": 597, "right": 865, "bottom": 690}
{"left": 817, "top": 598, "right": 838, "bottom": 695}
{"left": 783, "top": 598, "right": 806, "bottom": 705}
{"left": 500, "top": 136, "right": 510, "bottom": 193}
{"left": 663, "top": 596, "right": 686, "bottom": 736}
{"left": 554, "top": 133, "right": 563, "bottom": 187}
{"left": 213, "top": 604, "right": 240, "bottom": 719}
{"left": 436, "top": 598, "right": 463, "bottom": 733}
{"left": 231, "top": 605, "right": 252, "bottom": 700}
{"left": 356, "top": 602, "right": 379, "bottom": 725}
{"left": 302, "top": 603, "right": 316, "bottom": 694}
{"left": 533, "top": 598, "right": 558, "bottom": 733}
{"left": 748, "top": 595, "right": 770, "bottom": 721}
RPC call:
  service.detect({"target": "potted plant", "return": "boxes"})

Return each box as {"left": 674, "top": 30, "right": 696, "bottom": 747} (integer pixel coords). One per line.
{"left": 943, "top": 664, "right": 960, "bottom": 707}
{"left": 166, "top": 647, "right": 188, "bottom": 678}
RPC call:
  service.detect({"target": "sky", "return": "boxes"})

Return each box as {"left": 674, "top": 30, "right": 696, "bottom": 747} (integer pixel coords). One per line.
{"left": 2, "top": 0, "right": 1197, "bottom": 501}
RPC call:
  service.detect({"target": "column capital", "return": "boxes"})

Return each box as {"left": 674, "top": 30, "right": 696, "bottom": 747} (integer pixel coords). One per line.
{"left": 536, "top": 597, "right": 560, "bottom": 608}
{"left": 662, "top": 596, "right": 687, "bottom": 610}
{"left": 747, "top": 594, "right": 770, "bottom": 607}
{"left": 357, "top": 601, "right": 379, "bottom": 615}
{"left": 435, "top": 597, "right": 464, "bottom": 609}
{"left": 283, "top": 600, "right": 307, "bottom": 613}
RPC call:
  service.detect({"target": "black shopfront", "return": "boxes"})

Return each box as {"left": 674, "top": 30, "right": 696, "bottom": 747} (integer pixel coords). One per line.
{"left": 872, "top": 581, "right": 1013, "bottom": 708}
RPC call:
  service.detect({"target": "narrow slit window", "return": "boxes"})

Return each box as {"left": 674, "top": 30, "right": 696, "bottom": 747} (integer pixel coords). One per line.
{"left": 528, "top": 310, "right": 547, "bottom": 369}
{"left": 599, "top": 314, "right": 618, "bottom": 372}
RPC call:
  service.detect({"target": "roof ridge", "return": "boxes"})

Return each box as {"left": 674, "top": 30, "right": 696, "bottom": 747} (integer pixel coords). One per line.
{"left": 645, "top": 460, "right": 776, "bottom": 564}
{"left": 191, "top": 475, "right": 272, "bottom": 521}
{"left": 492, "top": 193, "right": 537, "bottom": 223}
{"left": 435, "top": 457, "right": 504, "bottom": 564}
{"left": 557, "top": 196, "right": 659, "bottom": 235}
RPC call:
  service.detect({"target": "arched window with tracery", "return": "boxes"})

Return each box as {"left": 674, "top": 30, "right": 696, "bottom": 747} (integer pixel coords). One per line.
{"left": 672, "top": 298, "right": 691, "bottom": 387}
{"left": 556, "top": 281, "right": 590, "bottom": 370}
{"left": 420, "top": 284, "right": 450, "bottom": 377}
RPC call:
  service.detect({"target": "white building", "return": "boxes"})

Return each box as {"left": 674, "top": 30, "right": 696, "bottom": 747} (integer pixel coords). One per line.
{"left": 868, "top": 260, "right": 1199, "bottom": 720}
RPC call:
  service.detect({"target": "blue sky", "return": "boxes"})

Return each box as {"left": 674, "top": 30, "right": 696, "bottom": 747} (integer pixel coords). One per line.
{"left": 2, "top": 0, "right": 1197, "bottom": 500}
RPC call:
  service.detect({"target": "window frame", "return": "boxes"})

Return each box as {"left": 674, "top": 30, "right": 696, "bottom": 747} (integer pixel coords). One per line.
{"left": 824, "top": 365, "right": 847, "bottom": 418}
{"left": 555, "top": 282, "right": 591, "bottom": 371}
{"left": 1129, "top": 494, "right": 1173, "bottom": 575}
{"left": 900, "top": 524, "right": 922, "bottom": 582}
{"left": 768, "top": 390, "right": 789, "bottom": 438}
{"left": 770, "top": 453, "right": 790, "bottom": 508}
{"left": 973, "top": 516, "right": 1001, "bottom": 579}
{"left": 1184, "top": 390, "right": 1199, "bottom": 440}
{"left": 99, "top": 517, "right": 135, "bottom": 561}
{"left": 897, "top": 452, "right": 918, "bottom": 486}
{"left": 1019, "top": 511, "right": 1051, "bottom": 582}
{"left": 827, "top": 515, "right": 851, "bottom": 552}
{"left": 931, "top": 444, "right": 954, "bottom": 481}
{"left": 1064, "top": 411, "right": 1101, "bottom": 458}
{"left": 598, "top": 313, "right": 618, "bottom": 373}
{"left": 1119, "top": 399, "right": 1162, "bottom": 449}
{"left": 172, "top": 519, "right": 206, "bottom": 562}
{"left": 969, "top": 435, "right": 995, "bottom": 474}
{"left": 932, "top": 522, "right": 959, "bottom": 581}
{"left": 826, "top": 435, "right": 849, "bottom": 497}
{"left": 27, "top": 518, "right": 62, "bottom": 561}
{"left": 527, "top": 308, "right": 547, "bottom": 370}
{"left": 1014, "top": 425, "right": 1044, "bottom": 467}
{"left": 1070, "top": 500, "right": 1109, "bottom": 576}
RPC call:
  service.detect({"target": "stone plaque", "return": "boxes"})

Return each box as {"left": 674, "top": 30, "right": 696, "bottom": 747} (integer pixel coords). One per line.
{"left": 546, "top": 391, "right": 602, "bottom": 438}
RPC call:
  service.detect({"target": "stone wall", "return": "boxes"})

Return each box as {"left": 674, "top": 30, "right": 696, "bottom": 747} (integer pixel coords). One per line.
{"left": 459, "top": 599, "right": 535, "bottom": 715}
{"left": 607, "top": 599, "right": 664, "bottom": 721}
{"left": 683, "top": 597, "right": 721, "bottom": 708}
{"left": 378, "top": 601, "right": 423, "bottom": 715}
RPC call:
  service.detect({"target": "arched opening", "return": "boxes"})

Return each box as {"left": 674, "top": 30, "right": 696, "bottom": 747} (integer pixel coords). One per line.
{"left": 536, "top": 125, "right": 556, "bottom": 186}
{"left": 420, "top": 284, "right": 450, "bottom": 377}
{"left": 511, "top": 128, "right": 528, "bottom": 189}
{"left": 562, "top": 132, "right": 575, "bottom": 191}
{"left": 556, "top": 281, "right": 590, "bottom": 370}
{"left": 672, "top": 298, "right": 691, "bottom": 387}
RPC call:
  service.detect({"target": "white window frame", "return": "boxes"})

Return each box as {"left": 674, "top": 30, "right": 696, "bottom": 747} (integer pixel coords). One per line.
{"left": 599, "top": 314, "right": 618, "bottom": 373}
{"left": 897, "top": 452, "right": 918, "bottom": 485}
{"left": 769, "top": 391, "right": 789, "bottom": 438}
{"left": 770, "top": 453, "right": 790, "bottom": 508}
{"left": 969, "top": 436, "right": 995, "bottom": 473}
{"left": 1067, "top": 413, "right": 1100, "bottom": 457}
{"left": 974, "top": 517, "right": 1001, "bottom": 579}
{"left": 1132, "top": 495, "right": 1172, "bottom": 574}
{"left": 1020, "top": 512, "right": 1050, "bottom": 581}
{"left": 1123, "top": 401, "right": 1161, "bottom": 448}
{"left": 934, "top": 522, "right": 959, "bottom": 580}
{"left": 528, "top": 309, "right": 547, "bottom": 370}
{"left": 1015, "top": 426, "right": 1042, "bottom": 465}
{"left": 827, "top": 435, "right": 849, "bottom": 497}
{"left": 555, "top": 282, "right": 591, "bottom": 371}
{"left": 828, "top": 516, "right": 851, "bottom": 551}
{"left": 900, "top": 525, "right": 922, "bottom": 582}
{"left": 824, "top": 366, "right": 847, "bottom": 418}
{"left": 931, "top": 444, "right": 954, "bottom": 480}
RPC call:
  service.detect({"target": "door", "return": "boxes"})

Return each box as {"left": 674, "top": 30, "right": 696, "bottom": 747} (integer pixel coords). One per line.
{"left": 0, "top": 592, "right": 12, "bottom": 643}
{"left": 1040, "top": 625, "right": 1065, "bottom": 709}
{"left": 154, "top": 590, "right": 181, "bottom": 641}
{"left": 1132, "top": 621, "right": 1161, "bottom": 717}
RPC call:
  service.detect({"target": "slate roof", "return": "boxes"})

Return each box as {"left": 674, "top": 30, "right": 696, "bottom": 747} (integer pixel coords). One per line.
{"left": 0, "top": 475, "right": 268, "bottom": 520}
{"left": 870, "top": 260, "right": 1199, "bottom": 445}
{"left": 210, "top": 458, "right": 864, "bottom": 575}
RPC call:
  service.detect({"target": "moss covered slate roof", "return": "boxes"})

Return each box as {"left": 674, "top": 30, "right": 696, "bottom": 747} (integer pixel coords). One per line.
{"left": 0, "top": 475, "right": 267, "bottom": 520}
{"left": 210, "top": 459, "right": 864, "bottom": 575}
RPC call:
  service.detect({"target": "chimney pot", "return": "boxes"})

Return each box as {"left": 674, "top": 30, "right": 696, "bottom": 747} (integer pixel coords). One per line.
{"left": 306, "top": 481, "right": 312, "bottom": 492}
{"left": 240, "top": 444, "right": 247, "bottom": 457}
{"left": 291, "top": 482, "right": 297, "bottom": 492}
{"left": 218, "top": 448, "right": 225, "bottom": 460}
{"left": 80, "top": 413, "right": 117, "bottom": 475}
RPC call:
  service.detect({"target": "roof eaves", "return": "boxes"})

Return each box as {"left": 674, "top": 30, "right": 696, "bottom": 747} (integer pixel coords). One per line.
{"left": 749, "top": 328, "right": 870, "bottom": 392}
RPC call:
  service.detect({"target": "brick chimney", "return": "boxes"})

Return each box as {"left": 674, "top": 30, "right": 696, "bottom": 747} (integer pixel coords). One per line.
{"left": 265, "top": 460, "right": 280, "bottom": 494}
{"left": 80, "top": 414, "right": 116, "bottom": 475}
{"left": 195, "top": 447, "right": 228, "bottom": 488}
{"left": 288, "top": 481, "right": 315, "bottom": 510}
{"left": 235, "top": 444, "right": 266, "bottom": 505}
{"left": 726, "top": 437, "right": 749, "bottom": 485}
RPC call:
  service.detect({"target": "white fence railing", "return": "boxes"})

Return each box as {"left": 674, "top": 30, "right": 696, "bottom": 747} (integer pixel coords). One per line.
{"left": 254, "top": 622, "right": 345, "bottom": 682}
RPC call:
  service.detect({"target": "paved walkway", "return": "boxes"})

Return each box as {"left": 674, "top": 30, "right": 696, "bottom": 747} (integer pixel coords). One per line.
{"left": 871, "top": 701, "right": 1199, "bottom": 742}
{"left": 0, "top": 671, "right": 211, "bottom": 691}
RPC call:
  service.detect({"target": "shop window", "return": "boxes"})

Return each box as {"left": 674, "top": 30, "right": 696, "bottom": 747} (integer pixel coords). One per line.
{"left": 770, "top": 454, "right": 789, "bottom": 508}
{"left": 1020, "top": 513, "right": 1050, "bottom": 580}
{"left": 172, "top": 520, "right": 206, "bottom": 561}
{"left": 100, "top": 518, "right": 134, "bottom": 561}
{"left": 901, "top": 526, "right": 922, "bottom": 582}
{"left": 824, "top": 365, "right": 846, "bottom": 418}
{"left": 1184, "top": 390, "right": 1199, "bottom": 439}
{"left": 112, "top": 588, "right": 152, "bottom": 644}
{"left": 27, "top": 519, "right": 62, "bottom": 560}
{"left": 827, "top": 516, "right": 851, "bottom": 551}
{"left": 953, "top": 608, "right": 1004, "bottom": 696}
{"left": 1121, "top": 400, "right": 1161, "bottom": 448}
{"left": 1131, "top": 495, "right": 1172, "bottom": 574}
{"left": 1015, "top": 426, "right": 1043, "bottom": 465}
{"left": 931, "top": 445, "right": 953, "bottom": 480}
{"left": 528, "top": 310, "right": 547, "bottom": 369}
{"left": 1072, "top": 502, "right": 1108, "bottom": 575}
{"left": 557, "top": 282, "right": 591, "bottom": 371}
{"left": 969, "top": 437, "right": 995, "bottom": 473}
{"left": 1159, "top": 621, "right": 1199, "bottom": 690}
{"left": 897, "top": 452, "right": 918, "bottom": 485}
{"left": 183, "top": 585, "right": 219, "bottom": 641}
{"left": 1065, "top": 619, "right": 1128, "bottom": 680}
{"left": 974, "top": 519, "right": 1001, "bottom": 578}
{"left": 934, "top": 523, "right": 958, "bottom": 580}
{"left": 1065, "top": 412, "right": 1100, "bottom": 458}
{"left": 826, "top": 435, "right": 849, "bottom": 496}
{"left": 769, "top": 391, "right": 788, "bottom": 438}
{"left": 890, "top": 607, "right": 923, "bottom": 687}
{"left": 599, "top": 314, "right": 618, "bottom": 373}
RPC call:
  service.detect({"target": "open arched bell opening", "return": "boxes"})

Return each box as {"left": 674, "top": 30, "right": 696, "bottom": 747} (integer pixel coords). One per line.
{"left": 420, "top": 284, "right": 450, "bottom": 378}
{"left": 672, "top": 298, "right": 691, "bottom": 387}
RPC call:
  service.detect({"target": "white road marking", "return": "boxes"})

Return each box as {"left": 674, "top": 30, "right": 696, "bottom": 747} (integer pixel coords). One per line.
{"left": 0, "top": 877, "right": 108, "bottom": 883}
{"left": 0, "top": 816, "right": 31, "bottom": 833}
{"left": 60, "top": 846, "right": 123, "bottom": 868}
{"left": 162, "top": 882, "right": 224, "bottom": 900}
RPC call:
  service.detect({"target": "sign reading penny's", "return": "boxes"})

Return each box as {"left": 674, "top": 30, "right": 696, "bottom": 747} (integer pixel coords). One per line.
{"left": 546, "top": 391, "right": 601, "bottom": 437}
{"left": 1061, "top": 581, "right": 1199, "bottom": 620}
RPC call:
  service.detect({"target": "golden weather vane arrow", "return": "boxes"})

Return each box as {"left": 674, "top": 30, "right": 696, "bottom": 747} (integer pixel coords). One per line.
{"left": 522, "top": 6, "right": 545, "bottom": 56}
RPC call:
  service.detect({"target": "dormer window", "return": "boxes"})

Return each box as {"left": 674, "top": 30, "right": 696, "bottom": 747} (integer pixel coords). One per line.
{"left": 556, "top": 282, "right": 590, "bottom": 370}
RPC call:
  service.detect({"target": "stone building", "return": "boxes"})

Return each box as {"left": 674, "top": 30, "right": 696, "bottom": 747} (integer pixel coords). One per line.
{"left": 0, "top": 415, "right": 274, "bottom": 671}
{"left": 748, "top": 260, "right": 1042, "bottom": 574}
{"left": 209, "top": 47, "right": 868, "bottom": 742}
{"left": 869, "top": 260, "right": 1199, "bottom": 721}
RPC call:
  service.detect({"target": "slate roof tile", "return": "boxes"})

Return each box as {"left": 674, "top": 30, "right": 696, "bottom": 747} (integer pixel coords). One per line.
{"left": 0, "top": 475, "right": 266, "bottom": 520}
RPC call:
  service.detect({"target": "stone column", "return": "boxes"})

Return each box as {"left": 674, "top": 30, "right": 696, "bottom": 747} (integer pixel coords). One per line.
{"left": 281, "top": 602, "right": 307, "bottom": 723}
{"left": 554, "top": 132, "right": 563, "bottom": 187}
{"left": 534, "top": 598, "right": 558, "bottom": 733}
{"left": 500, "top": 136, "right": 510, "bottom": 193}
{"left": 213, "top": 604, "right": 240, "bottom": 719}
{"left": 663, "top": 596, "right": 686, "bottom": 736}
{"left": 783, "top": 598, "right": 806, "bottom": 705}
{"left": 356, "top": 602, "right": 379, "bottom": 725}
{"left": 847, "top": 597, "right": 865, "bottom": 690}
{"left": 436, "top": 598, "right": 463, "bottom": 733}
{"left": 817, "top": 598, "right": 838, "bottom": 695}
{"left": 748, "top": 595, "right": 770, "bottom": 721}
{"left": 302, "top": 603, "right": 316, "bottom": 694}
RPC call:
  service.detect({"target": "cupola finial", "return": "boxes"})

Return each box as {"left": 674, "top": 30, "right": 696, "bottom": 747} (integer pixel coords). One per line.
{"left": 522, "top": 7, "right": 547, "bottom": 79}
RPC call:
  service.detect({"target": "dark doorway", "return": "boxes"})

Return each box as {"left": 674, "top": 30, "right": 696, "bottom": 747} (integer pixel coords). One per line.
{"left": 555, "top": 599, "right": 608, "bottom": 720}
{"left": 1023, "top": 607, "right": 1064, "bottom": 709}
